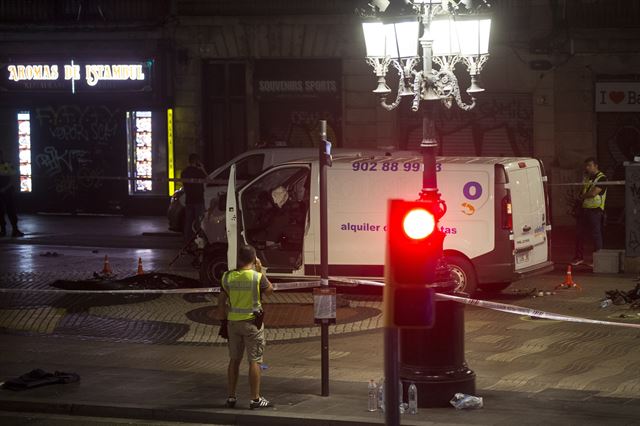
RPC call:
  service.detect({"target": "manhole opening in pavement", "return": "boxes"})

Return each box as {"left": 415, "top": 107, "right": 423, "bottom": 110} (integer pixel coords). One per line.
{"left": 186, "top": 304, "right": 380, "bottom": 328}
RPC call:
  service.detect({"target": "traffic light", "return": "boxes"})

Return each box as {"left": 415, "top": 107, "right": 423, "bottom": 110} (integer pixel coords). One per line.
{"left": 385, "top": 199, "right": 443, "bottom": 328}
{"left": 320, "top": 138, "right": 332, "bottom": 167}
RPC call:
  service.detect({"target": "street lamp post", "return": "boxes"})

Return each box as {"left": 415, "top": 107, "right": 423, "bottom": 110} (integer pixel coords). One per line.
{"left": 362, "top": 0, "right": 492, "bottom": 408}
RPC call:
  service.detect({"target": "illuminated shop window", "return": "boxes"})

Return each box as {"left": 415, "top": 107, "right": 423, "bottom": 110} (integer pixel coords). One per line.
{"left": 17, "top": 112, "right": 32, "bottom": 193}
{"left": 133, "top": 111, "right": 153, "bottom": 192}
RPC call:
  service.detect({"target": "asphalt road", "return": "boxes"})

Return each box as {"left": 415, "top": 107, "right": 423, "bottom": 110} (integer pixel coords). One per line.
{"left": 0, "top": 214, "right": 638, "bottom": 425}
{"left": 0, "top": 412, "right": 230, "bottom": 425}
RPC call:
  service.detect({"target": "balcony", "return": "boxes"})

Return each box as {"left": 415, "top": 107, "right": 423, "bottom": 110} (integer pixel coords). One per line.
{"left": 0, "top": 0, "right": 171, "bottom": 24}
{"left": 567, "top": 0, "right": 640, "bottom": 28}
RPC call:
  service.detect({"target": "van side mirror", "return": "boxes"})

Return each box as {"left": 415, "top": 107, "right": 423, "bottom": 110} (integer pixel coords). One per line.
{"left": 218, "top": 192, "right": 227, "bottom": 211}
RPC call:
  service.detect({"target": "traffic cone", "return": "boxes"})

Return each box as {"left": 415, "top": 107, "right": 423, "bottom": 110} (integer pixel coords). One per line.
{"left": 102, "top": 255, "right": 113, "bottom": 275}
{"left": 556, "top": 264, "right": 582, "bottom": 290}
{"left": 137, "top": 257, "right": 144, "bottom": 275}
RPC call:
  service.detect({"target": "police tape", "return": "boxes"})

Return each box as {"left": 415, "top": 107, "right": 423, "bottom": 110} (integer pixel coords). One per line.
{"left": 436, "top": 293, "right": 640, "bottom": 330}
{"left": 329, "top": 277, "right": 384, "bottom": 287}
{"left": 2, "top": 278, "right": 639, "bottom": 330}
{"left": 327, "top": 277, "right": 640, "bottom": 330}
{"left": 25, "top": 173, "right": 626, "bottom": 187}
{"left": 273, "top": 280, "right": 322, "bottom": 291}
{"left": 0, "top": 280, "right": 322, "bottom": 295}
{"left": 548, "top": 180, "right": 625, "bottom": 187}
{"left": 28, "top": 174, "right": 211, "bottom": 184}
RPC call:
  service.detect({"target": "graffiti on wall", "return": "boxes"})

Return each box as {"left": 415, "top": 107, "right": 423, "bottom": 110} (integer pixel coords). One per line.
{"left": 32, "top": 105, "right": 122, "bottom": 206}
{"left": 35, "top": 105, "right": 120, "bottom": 143}
{"left": 626, "top": 166, "right": 640, "bottom": 255}
{"left": 259, "top": 109, "right": 339, "bottom": 148}
{"left": 597, "top": 113, "right": 640, "bottom": 226}
{"left": 404, "top": 93, "right": 533, "bottom": 157}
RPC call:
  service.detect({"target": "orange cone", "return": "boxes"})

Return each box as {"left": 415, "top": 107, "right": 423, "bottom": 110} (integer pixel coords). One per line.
{"left": 137, "top": 257, "right": 144, "bottom": 275}
{"left": 102, "top": 255, "right": 113, "bottom": 275}
{"left": 556, "top": 264, "right": 581, "bottom": 290}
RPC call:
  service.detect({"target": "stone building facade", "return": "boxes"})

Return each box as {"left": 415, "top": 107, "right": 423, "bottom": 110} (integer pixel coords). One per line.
{"left": 1, "top": 0, "right": 638, "bottom": 223}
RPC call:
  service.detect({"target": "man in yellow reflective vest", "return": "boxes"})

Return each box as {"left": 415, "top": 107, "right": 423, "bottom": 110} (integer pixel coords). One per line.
{"left": 572, "top": 157, "right": 607, "bottom": 266}
{"left": 216, "top": 244, "right": 274, "bottom": 409}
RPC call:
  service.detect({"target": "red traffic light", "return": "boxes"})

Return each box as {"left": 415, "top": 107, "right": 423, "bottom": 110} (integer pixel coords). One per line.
{"left": 402, "top": 208, "right": 435, "bottom": 240}
{"left": 385, "top": 199, "right": 441, "bottom": 329}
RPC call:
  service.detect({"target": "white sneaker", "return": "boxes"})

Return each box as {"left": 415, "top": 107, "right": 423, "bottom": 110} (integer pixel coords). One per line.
{"left": 250, "top": 396, "right": 274, "bottom": 409}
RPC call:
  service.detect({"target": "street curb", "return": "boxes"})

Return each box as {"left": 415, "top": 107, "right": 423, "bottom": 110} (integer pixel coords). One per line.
{"left": 0, "top": 399, "right": 395, "bottom": 426}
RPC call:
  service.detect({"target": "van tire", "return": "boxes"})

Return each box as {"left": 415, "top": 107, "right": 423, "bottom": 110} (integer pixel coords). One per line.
{"left": 200, "top": 248, "right": 227, "bottom": 287}
{"left": 445, "top": 255, "right": 477, "bottom": 295}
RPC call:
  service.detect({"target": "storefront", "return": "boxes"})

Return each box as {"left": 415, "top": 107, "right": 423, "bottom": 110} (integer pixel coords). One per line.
{"left": 254, "top": 59, "right": 342, "bottom": 148}
{"left": 0, "top": 51, "right": 174, "bottom": 215}
{"left": 595, "top": 80, "right": 640, "bottom": 222}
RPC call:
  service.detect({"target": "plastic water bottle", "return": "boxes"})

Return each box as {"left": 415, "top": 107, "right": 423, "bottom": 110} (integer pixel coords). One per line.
{"left": 408, "top": 383, "right": 418, "bottom": 415}
{"left": 398, "top": 380, "right": 406, "bottom": 414}
{"left": 377, "top": 379, "right": 385, "bottom": 412}
{"left": 367, "top": 380, "right": 378, "bottom": 412}
{"left": 600, "top": 299, "right": 612, "bottom": 309}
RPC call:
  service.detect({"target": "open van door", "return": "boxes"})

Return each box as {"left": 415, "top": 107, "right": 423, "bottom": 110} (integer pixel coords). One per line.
{"left": 226, "top": 164, "right": 238, "bottom": 270}
{"left": 506, "top": 160, "right": 549, "bottom": 271}
{"left": 237, "top": 165, "right": 311, "bottom": 272}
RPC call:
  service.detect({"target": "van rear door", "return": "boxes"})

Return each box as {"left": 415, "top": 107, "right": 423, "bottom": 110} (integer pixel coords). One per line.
{"left": 506, "top": 160, "right": 549, "bottom": 270}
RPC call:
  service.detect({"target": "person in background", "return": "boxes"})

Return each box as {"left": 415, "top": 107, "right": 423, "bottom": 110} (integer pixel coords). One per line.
{"left": 216, "top": 244, "right": 274, "bottom": 410}
{"left": 572, "top": 157, "right": 607, "bottom": 266}
{"left": 0, "top": 149, "right": 24, "bottom": 238}
{"left": 181, "top": 153, "right": 207, "bottom": 243}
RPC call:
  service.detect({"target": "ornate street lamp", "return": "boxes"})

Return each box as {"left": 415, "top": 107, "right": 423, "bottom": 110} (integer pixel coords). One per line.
{"left": 361, "top": 0, "right": 493, "bottom": 416}
{"left": 362, "top": 0, "right": 492, "bottom": 112}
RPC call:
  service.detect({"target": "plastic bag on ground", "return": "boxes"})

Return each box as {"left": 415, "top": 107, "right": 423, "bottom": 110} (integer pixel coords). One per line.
{"left": 450, "top": 393, "right": 483, "bottom": 410}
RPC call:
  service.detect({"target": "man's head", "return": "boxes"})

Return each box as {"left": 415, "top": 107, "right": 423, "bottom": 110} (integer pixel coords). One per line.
{"left": 188, "top": 153, "right": 200, "bottom": 166}
{"left": 584, "top": 157, "right": 599, "bottom": 175}
{"left": 237, "top": 244, "right": 257, "bottom": 269}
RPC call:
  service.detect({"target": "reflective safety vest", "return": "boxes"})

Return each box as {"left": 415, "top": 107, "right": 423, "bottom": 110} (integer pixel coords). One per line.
{"left": 221, "top": 269, "right": 262, "bottom": 321}
{"left": 581, "top": 171, "right": 606, "bottom": 210}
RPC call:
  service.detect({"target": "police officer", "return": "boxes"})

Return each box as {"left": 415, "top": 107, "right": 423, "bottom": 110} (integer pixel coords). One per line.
{"left": 0, "top": 149, "right": 24, "bottom": 238}
{"left": 216, "top": 244, "right": 274, "bottom": 409}
{"left": 572, "top": 157, "right": 606, "bottom": 266}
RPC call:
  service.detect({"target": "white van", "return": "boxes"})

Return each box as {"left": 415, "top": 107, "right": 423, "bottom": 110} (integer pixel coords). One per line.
{"left": 205, "top": 154, "right": 553, "bottom": 293}
{"left": 168, "top": 147, "right": 381, "bottom": 232}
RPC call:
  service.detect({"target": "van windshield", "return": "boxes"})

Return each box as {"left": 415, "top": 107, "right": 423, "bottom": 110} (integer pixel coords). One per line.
{"left": 208, "top": 154, "right": 265, "bottom": 186}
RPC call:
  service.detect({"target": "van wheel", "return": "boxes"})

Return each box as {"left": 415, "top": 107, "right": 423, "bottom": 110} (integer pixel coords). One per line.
{"left": 445, "top": 255, "right": 477, "bottom": 295}
{"left": 200, "top": 249, "right": 227, "bottom": 287}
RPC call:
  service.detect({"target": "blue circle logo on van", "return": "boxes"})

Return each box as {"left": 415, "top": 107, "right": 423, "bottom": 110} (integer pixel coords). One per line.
{"left": 463, "top": 181, "right": 483, "bottom": 201}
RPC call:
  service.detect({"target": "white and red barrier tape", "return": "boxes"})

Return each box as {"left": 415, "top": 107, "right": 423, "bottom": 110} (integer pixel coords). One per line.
{"left": 328, "top": 277, "right": 640, "bottom": 331}
{"left": 25, "top": 173, "right": 627, "bottom": 187}
{"left": 2, "top": 276, "right": 638, "bottom": 330}
{"left": 0, "top": 280, "right": 322, "bottom": 295}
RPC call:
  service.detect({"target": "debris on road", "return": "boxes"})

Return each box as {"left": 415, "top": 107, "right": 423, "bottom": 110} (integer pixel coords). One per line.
{"left": 602, "top": 283, "right": 640, "bottom": 307}
{"left": 50, "top": 272, "right": 202, "bottom": 291}
{"left": 450, "top": 393, "right": 483, "bottom": 410}
{"left": 2, "top": 369, "right": 79, "bottom": 391}
{"left": 39, "top": 251, "right": 61, "bottom": 257}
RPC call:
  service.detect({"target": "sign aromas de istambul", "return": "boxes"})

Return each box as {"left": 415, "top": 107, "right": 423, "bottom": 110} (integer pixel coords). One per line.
{"left": 2, "top": 60, "right": 152, "bottom": 93}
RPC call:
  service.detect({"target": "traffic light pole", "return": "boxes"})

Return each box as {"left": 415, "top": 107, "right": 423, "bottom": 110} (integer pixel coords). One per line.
{"left": 397, "top": 114, "right": 475, "bottom": 407}
{"left": 384, "top": 327, "right": 400, "bottom": 426}
{"left": 419, "top": 115, "right": 439, "bottom": 202}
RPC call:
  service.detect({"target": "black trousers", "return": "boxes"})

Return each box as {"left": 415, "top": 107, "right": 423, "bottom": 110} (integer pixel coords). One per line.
{"left": 0, "top": 189, "right": 19, "bottom": 230}
{"left": 575, "top": 208, "right": 603, "bottom": 259}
